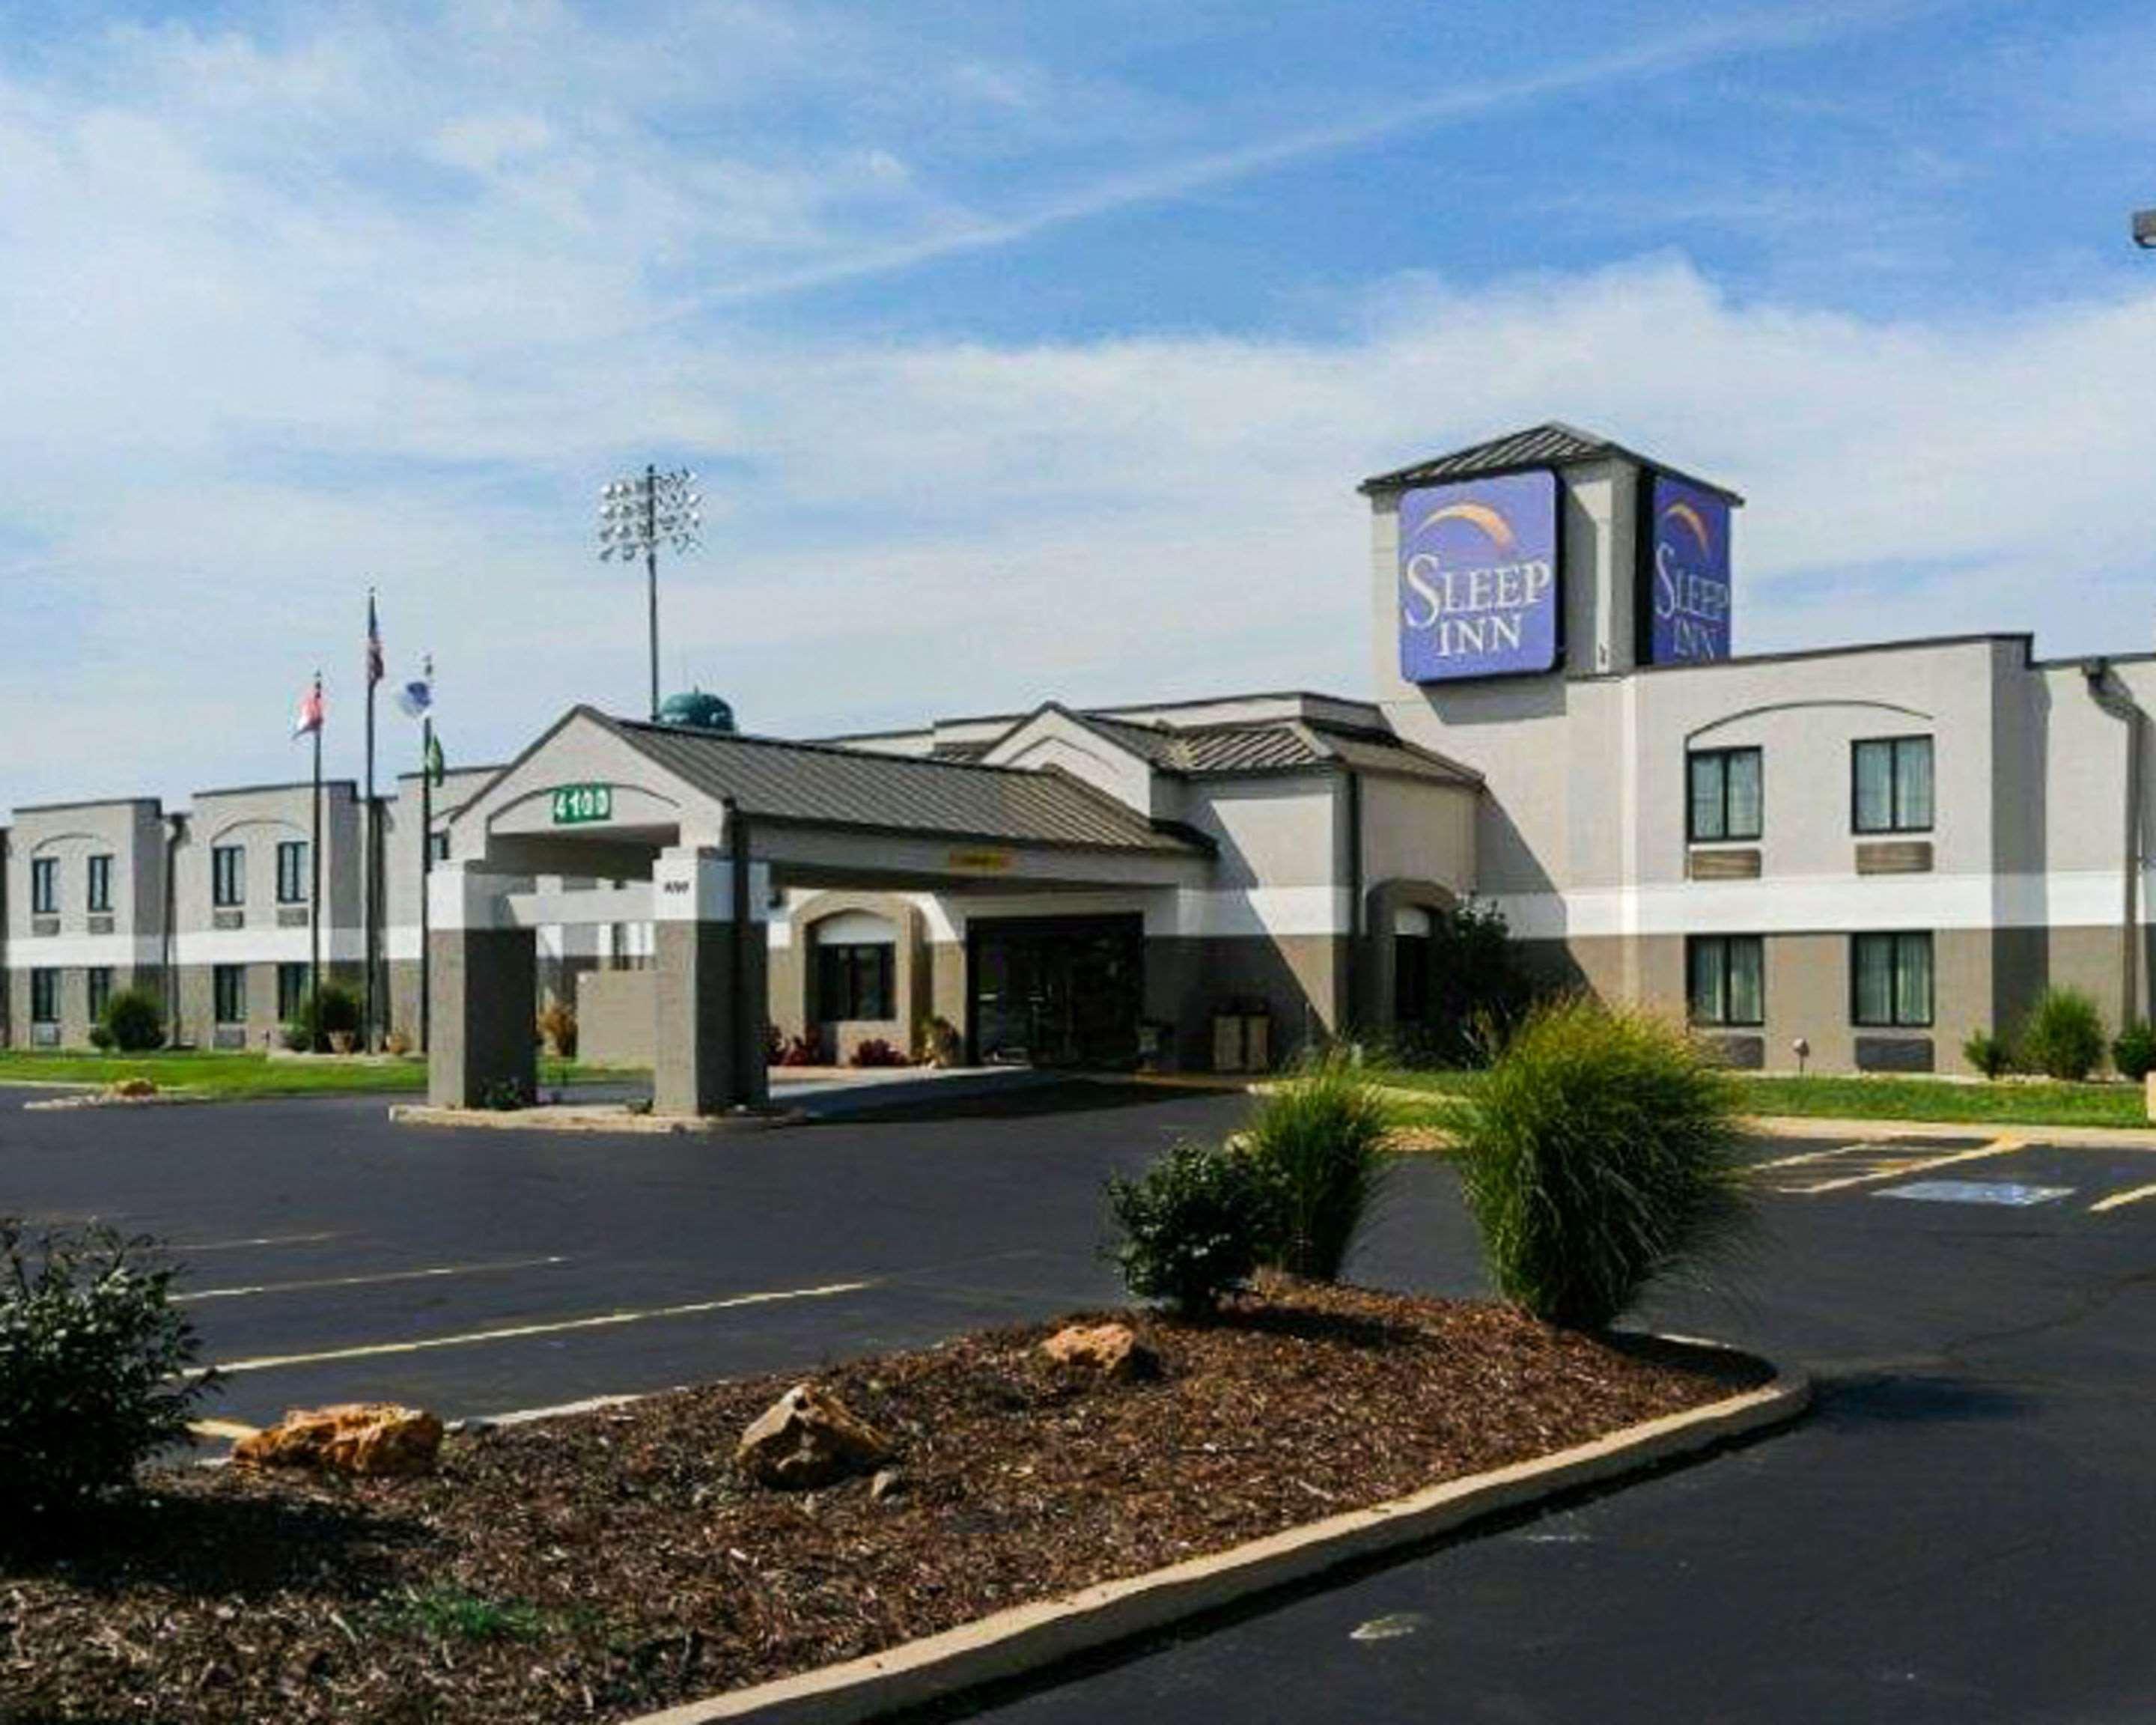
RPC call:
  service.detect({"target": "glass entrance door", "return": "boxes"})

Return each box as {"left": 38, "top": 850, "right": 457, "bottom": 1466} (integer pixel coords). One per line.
{"left": 968, "top": 915, "right": 1143, "bottom": 1068}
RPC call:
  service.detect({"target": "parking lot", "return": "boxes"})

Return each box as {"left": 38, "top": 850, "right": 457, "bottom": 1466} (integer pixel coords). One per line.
{"left": 5, "top": 1083, "right": 2155, "bottom": 1721}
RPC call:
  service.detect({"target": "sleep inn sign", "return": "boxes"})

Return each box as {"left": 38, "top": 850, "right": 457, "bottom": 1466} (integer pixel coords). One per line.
{"left": 1398, "top": 469, "right": 1561, "bottom": 683}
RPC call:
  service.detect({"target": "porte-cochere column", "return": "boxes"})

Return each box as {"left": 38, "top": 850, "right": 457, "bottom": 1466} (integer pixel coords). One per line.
{"left": 426, "top": 862, "right": 538, "bottom": 1108}
{"left": 653, "top": 845, "right": 770, "bottom": 1116}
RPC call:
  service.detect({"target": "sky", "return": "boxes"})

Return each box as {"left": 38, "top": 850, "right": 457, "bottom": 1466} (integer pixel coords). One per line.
{"left": 5, "top": 0, "right": 2156, "bottom": 806}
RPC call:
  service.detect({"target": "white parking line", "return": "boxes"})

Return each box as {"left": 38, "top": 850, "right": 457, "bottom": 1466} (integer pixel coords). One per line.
{"left": 201, "top": 1279, "right": 875, "bottom": 1375}
{"left": 2090, "top": 1181, "right": 2156, "bottom": 1214}
{"left": 172, "top": 1231, "right": 342, "bottom": 1252}
{"left": 177, "top": 1256, "right": 569, "bottom": 1303}
{"left": 1794, "top": 1140, "right": 2020, "bottom": 1195}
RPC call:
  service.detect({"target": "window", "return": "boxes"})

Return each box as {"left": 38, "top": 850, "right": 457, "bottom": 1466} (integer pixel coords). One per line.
{"left": 1688, "top": 936, "right": 1764, "bottom": 1026}
{"left": 30, "top": 970, "right": 58, "bottom": 1023}
{"left": 1687, "top": 748, "right": 1762, "bottom": 843}
{"left": 275, "top": 841, "right": 308, "bottom": 904}
{"left": 1852, "top": 932, "right": 1933, "bottom": 1027}
{"left": 427, "top": 831, "right": 451, "bottom": 864}
{"left": 277, "top": 962, "right": 309, "bottom": 1023}
{"left": 213, "top": 964, "right": 247, "bottom": 1025}
{"left": 1853, "top": 737, "right": 1934, "bottom": 834}
{"left": 87, "top": 854, "right": 113, "bottom": 913}
{"left": 86, "top": 967, "right": 113, "bottom": 1023}
{"left": 212, "top": 845, "right": 246, "bottom": 907}
{"left": 816, "top": 942, "right": 895, "bottom": 1021}
{"left": 30, "top": 857, "right": 57, "bottom": 915}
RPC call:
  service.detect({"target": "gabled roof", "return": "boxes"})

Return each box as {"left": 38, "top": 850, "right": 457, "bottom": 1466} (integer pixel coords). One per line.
{"left": 1047, "top": 708, "right": 1481, "bottom": 787}
{"left": 1359, "top": 421, "right": 1744, "bottom": 504}
{"left": 591, "top": 709, "right": 1203, "bottom": 855}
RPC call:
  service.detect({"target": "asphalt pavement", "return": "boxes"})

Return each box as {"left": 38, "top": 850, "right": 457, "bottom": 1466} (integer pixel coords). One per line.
{"left": 4, "top": 1086, "right": 2154, "bottom": 1721}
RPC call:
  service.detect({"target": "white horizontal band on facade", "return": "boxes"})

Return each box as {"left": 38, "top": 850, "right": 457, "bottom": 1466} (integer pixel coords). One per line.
{"left": 1490, "top": 867, "right": 2156, "bottom": 941}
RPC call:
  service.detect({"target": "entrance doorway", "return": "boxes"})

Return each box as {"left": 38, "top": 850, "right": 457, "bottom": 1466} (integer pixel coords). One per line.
{"left": 968, "top": 914, "right": 1143, "bottom": 1068}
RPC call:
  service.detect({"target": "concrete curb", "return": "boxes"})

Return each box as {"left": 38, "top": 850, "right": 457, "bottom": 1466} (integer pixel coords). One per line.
{"left": 23, "top": 1092, "right": 215, "bottom": 1111}
{"left": 387, "top": 1104, "right": 806, "bottom": 1136}
{"left": 621, "top": 1346, "right": 1809, "bottom": 1725}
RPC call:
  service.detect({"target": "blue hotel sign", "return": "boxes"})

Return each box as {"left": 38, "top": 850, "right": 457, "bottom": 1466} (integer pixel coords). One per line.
{"left": 1645, "top": 474, "right": 1733, "bottom": 663}
{"left": 1397, "top": 469, "right": 1562, "bottom": 684}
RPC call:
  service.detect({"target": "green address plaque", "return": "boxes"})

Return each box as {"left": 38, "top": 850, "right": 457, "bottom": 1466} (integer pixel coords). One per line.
{"left": 550, "top": 783, "right": 614, "bottom": 825}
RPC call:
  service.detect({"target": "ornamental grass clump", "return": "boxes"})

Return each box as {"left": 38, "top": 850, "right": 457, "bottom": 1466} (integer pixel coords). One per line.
{"left": 2018, "top": 988, "right": 2107, "bottom": 1081}
{"left": 1455, "top": 997, "right": 1750, "bottom": 1331}
{"left": 0, "top": 1220, "right": 216, "bottom": 1529}
{"left": 1242, "top": 1048, "right": 1397, "bottom": 1281}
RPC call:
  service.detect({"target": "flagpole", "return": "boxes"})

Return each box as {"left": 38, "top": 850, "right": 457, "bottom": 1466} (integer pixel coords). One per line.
{"left": 364, "top": 591, "right": 380, "bottom": 1053}
{"left": 419, "top": 714, "right": 433, "bottom": 1054}
{"left": 309, "top": 671, "right": 323, "bottom": 1053}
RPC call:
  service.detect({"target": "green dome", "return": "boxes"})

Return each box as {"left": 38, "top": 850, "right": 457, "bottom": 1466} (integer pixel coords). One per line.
{"left": 656, "top": 689, "right": 738, "bottom": 733}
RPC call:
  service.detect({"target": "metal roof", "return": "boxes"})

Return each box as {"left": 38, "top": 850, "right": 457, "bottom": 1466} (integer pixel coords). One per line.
{"left": 1359, "top": 421, "right": 1744, "bottom": 503}
{"left": 1070, "top": 710, "right": 1480, "bottom": 785}
{"left": 597, "top": 711, "right": 1202, "bottom": 854}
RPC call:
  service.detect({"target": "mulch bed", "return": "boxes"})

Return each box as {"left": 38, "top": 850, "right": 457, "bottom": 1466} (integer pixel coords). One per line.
{"left": 0, "top": 1280, "right": 1764, "bottom": 1724}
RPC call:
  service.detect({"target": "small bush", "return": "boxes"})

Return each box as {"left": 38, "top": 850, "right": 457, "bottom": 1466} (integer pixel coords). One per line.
{"left": 476, "top": 1077, "right": 533, "bottom": 1112}
{"left": 2018, "top": 988, "right": 2106, "bottom": 1081}
{"left": 87, "top": 1025, "right": 115, "bottom": 1051}
{"left": 775, "top": 1032, "right": 823, "bottom": 1068}
{"left": 288, "top": 982, "right": 363, "bottom": 1050}
{"left": 537, "top": 999, "right": 578, "bottom": 1060}
{"left": 0, "top": 1220, "right": 216, "bottom": 1526}
{"left": 98, "top": 988, "right": 166, "bottom": 1053}
{"left": 1963, "top": 1029, "right": 2012, "bottom": 1080}
{"left": 847, "top": 1037, "right": 909, "bottom": 1068}
{"left": 2112, "top": 1020, "right": 2156, "bottom": 1083}
{"left": 915, "top": 1014, "right": 962, "bottom": 1068}
{"left": 1399, "top": 898, "right": 1536, "bottom": 1068}
{"left": 1106, "top": 1142, "right": 1267, "bottom": 1316}
{"left": 1242, "top": 1049, "right": 1396, "bottom": 1281}
{"left": 1455, "top": 997, "right": 1750, "bottom": 1330}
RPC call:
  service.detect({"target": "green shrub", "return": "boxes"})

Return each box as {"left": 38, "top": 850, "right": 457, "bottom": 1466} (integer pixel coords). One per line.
{"left": 1963, "top": 1029, "right": 2012, "bottom": 1080}
{"left": 2112, "top": 1020, "right": 2156, "bottom": 1083}
{"left": 1455, "top": 997, "right": 1750, "bottom": 1330}
{"left": 1106, "top": 1142, "right": 1267, "bottom": 1316}
{"left": 87, "top": 1025, "right": 115, "bottom": 1051}
{"left": 1385, "top": 898, "right": 1536, "bottom": 1068}
{"left": 0, "top": 1220, "right": 216, "bottom": 1526}
{"left": 2017, "top": 988, "right": 2106, "bottom": 1081}
{"left": 98, "top": 987, "right": 165, "bottom": 1053}
{"left": 1242, "top": 1049, "right": 1396, "bottom": 1281}
{"left": 288, "top": 981, "right": 363, "bottom": 1050}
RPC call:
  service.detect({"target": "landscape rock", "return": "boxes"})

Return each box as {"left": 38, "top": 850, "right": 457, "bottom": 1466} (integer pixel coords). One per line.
{"left": 1040, "top": 1321, "right": 1156, "bottom": 1382}
{"left": 734, "top": 1384, "right": 893, "bottom": 1490}
{"left": 870, "top": 1466, "right": 907, "bottom": 1502}
{"left": 109, "top": 1077, "right": 157, "bottom": 1099}
{"left": 231, "top": 1403, "right": 445, "bottom": 1477}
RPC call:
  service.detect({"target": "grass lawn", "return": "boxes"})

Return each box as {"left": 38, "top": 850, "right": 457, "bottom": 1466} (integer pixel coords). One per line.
{"left": 0, "top": 1050, "right": 641, "bottom": 1100}
{"left": 1382, "top": 1067, "right": 2153, "bottom": 1131}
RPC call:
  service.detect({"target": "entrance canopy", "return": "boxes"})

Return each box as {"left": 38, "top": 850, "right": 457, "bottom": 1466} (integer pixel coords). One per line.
{"left": 447, "top": 705, "right": 1214, "bottom": 893}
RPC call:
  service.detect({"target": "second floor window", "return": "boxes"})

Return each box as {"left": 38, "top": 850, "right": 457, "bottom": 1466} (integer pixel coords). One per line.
{"left": 1688, "top": 747, "right": 1762, "bottom": 843}
{"left": 428, "top": 831, "right": 451, "bottom": 863}
{"left": 87, "top": 854, "right": 112, "bottom": 913}
{"left": 1854, "top": 737, "right": 1934, "bottom": 834}
{"left": 212, "top": 845, "right": 246, "bottom": 908}
{"left": 30, "top": 857, "right": 57, "bottom": 915}
{"left": 276, "top": 841, "right": 308, "bottom": 904}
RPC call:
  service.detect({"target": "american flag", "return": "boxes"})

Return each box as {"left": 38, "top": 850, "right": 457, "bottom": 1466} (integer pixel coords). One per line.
{"left": 293, "top": 672, "right": 326, "bottom": 739}
{"left": 366, "top": 590, "right": 384, "bottom": 687}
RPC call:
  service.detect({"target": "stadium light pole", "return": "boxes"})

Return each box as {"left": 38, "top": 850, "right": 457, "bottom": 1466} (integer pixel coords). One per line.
{"left": 599, "top": 465, "right": 702, "bottom": 721}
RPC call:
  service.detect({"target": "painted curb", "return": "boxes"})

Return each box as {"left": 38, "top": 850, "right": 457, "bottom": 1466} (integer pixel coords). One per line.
{"left": 386, "top": 1104, "right": 806, "bottom": 1136}
{"left": 621, "top": 1347, "right": 1810, "bottom": 1725}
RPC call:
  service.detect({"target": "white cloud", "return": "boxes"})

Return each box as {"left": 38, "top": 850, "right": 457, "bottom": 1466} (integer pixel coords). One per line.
{"left": 4, "top": 4, "right": 2156, "bottom": 812}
